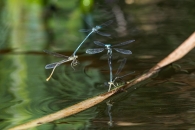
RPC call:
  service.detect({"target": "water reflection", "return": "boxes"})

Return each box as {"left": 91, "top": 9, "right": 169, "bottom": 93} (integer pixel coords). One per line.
{"left": 1, "top": 0, "right": 195, "bottom": 130}
{"left": 106, "top": 100, "right": 113, "bottom": 127}
{"left": 1, "top": 51, "right": 195, "bottom": 130}
{"left": 0, "top": 53, "right": 104, "bottom": 129}
{"left": 89, "top": 59, "right": 195, "bottom": 129}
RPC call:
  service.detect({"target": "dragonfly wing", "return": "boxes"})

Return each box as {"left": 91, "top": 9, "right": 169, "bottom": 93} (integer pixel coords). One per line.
{"left": 118, "top": 71, "right": 135, "bottom": 79}
{"left": 94, "top": 41, "right": 105, "bottom": 46}
{"left": 99, "top": 20, "right": 113, "bottom": 27}
{"left": 43, "top": 50, "right": 69, "bottom": 58}
{"left": 115, "top": 58, "right": 127, "bottom": 76}
{"left": 79, "top": 29, "right": 91, "bottom": 32}
{"left": 45, "top": 62, "right": 61, "bottom": 69}
{"left": 112, "top": 40, "right": 135, "bottom": 47}
{"left": 96, "top": 31, "right": 111, "bottom": 37}
{"left": 86, "top": 48, "right": 104, "bottom": 54}
{"left": 114, "top": 48, "right": 132, "bottom": 54}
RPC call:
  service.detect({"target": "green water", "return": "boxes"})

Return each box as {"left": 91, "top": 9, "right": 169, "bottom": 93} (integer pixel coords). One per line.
{"left": 0, "top": 0, "right": 195, "bottom": 130}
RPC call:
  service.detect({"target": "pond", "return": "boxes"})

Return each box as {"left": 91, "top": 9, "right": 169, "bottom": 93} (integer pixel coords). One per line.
{"left": 0, "top": 0, "right": 195, "bottom": 130}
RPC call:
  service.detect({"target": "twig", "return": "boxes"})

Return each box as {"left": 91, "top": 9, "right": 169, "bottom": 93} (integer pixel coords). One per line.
{"left": 9, "top": 32, "right": 195, "bottom": 130}
{"left": 152, "top": 32, "right": 195, "bottom": 70}
{"left": 9, "top": 92, "right": 115, "bottom": 130}
{"left": 124, "top": 32, "right": 195, "bottom": 90}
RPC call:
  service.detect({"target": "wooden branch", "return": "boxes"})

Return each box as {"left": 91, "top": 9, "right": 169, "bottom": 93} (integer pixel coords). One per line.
{"left": 9, "top": 92, "right": 115, "bottom": 130}
{"left": 124, "top": 32, "right": 195, "bottom": 90}
{"left": 152, "top": 32, "right": 195, "bottom": 70}
{"left": 9, "top": 32, "right": 195, "bottom": 130}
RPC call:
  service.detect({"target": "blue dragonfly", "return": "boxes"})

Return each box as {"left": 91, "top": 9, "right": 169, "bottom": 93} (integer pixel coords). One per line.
{"left": 44, "top": 20, "right": 113, "bottom": 81}
{"left": 86, "top": 40, "right": 135, "bottom": 55}
{"left": 86, "top": 40, "right": 134, "bottom": 91}
{"left": 72, "top": 20, "right": 113, "bottom": 56}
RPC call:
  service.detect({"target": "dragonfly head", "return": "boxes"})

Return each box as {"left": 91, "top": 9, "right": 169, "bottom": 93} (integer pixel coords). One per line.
{"left": 105, "top": 44, "right": 111, "bottom": 49}
{"left": 95, "top": 26, "right": 101, "bottom": 30}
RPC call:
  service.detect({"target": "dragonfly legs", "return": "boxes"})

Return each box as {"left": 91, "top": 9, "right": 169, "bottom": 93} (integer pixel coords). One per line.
{"left": 108, "top": 81, "right": 117, "bottom": 92}
{"left": 70, "top": 57, "right": 79, "bottom": 70}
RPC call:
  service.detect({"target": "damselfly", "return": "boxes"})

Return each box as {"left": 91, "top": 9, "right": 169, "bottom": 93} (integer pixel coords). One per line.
{"left": 44, "top": 50, "right": 78, "bottom": 81}
{"left": 86, "top": 40, "right": 135, "bottom": 56}
{"left": 44, "top": 20, "right": 113, "bottom": 81}
{"left": 72, "top": 20, "right": 113, "bottom": 56}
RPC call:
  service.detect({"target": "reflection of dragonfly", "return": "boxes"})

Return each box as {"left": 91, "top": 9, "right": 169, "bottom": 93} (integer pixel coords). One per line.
{"left": 106, "top": 100, "right": 113, "bottom": 127}
{"left": 72, "top": 20, "right": 113, "bottom": 56}
{"left": 107, "top": 58, "right": 134, "bottom": 91}
{"left": 44, "top": 50, "right": 78, "bottom": 81}
{"left": 86, "top": 40, "right": 135, "bottom": 55}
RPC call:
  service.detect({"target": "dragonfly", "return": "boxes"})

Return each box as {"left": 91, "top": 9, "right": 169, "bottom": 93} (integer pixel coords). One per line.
{"left": 72, "top": 20, "right": 113, "bottom": 56}
{"left": 107, "top": 58, "right": 135, "bottom": 91}
{"left": 44, "top": 50, "right": 78, "bottom": 81}
{"left": 86, "top": 40, "right": 135, "bottom": 56}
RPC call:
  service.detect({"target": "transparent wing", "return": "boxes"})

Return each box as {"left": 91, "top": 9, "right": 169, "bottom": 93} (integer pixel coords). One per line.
{"left": 43, "top": 50, "right": 69, "bottom": 58}
{"left": 94, "top": 41, "right": 106, "bottom": 46}
{"left": 115, "top": 58, "right": 127, "bottom": 76}
{"left": 114, "top": 48, "right": 132, "bottom": 54}
{"left": 118, "top": 71, "right": 135, "bottom": 79}
{"left": 79, "top": 29, "right": 91, "bottom": 32}
{"left": 96, "top": 31, "right": 111, "bottom": 37}
{"left": 86, "top": 48, "right": 105, "bottom": 54}
{"left": 99, "top": 20, "right": 113, "bottom": 28}
{"left": 112, "top": 40, "right": 135, "bottom": 47}
{"left": 45, "top": 62, "right": 61, "bottom": 69}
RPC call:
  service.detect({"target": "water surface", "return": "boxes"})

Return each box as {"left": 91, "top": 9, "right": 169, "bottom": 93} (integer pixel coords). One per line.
{"left": 0, "top": 0, "right": 195, "bottom": 130}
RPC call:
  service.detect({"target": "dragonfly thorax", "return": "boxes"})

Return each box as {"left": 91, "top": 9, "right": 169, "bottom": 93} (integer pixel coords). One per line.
{"left": 69, "top": 55, "right": 78, "bottom": 60}
{"left": 105, "top": 44, "right": 111, "bottom": 49}
{"left": 105, "top": 44, "right": 112, "bottom": 55}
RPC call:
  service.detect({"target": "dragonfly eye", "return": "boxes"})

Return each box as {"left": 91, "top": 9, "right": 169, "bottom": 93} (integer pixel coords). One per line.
{"left": 96, "top": 26, "right": 101, "bottom": 29}
{"left": 105, "top": 44, "right": 111, "bottom": 48}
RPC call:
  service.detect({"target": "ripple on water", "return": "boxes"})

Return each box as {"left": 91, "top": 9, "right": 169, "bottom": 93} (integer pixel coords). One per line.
{"left": 25, "top": 97, "right": 62, "bottom": 116}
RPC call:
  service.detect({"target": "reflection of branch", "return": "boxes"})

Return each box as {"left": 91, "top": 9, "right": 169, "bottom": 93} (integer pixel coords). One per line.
{"left": 9, "top": 32, "right": 195, "bottom": 130}
{"left": 9, "top": 92, "right": 115, "bottom": 130}
{"left": 112, "top": 5, "right": 128, "bottom": 37}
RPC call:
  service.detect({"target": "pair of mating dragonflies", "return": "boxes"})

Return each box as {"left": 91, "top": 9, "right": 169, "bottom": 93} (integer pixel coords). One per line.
{"left": 44, "top": 20, "right": 113, "bottom": 81}
{"left": 44, "top": 20, "right": 135, "bottom": 83}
